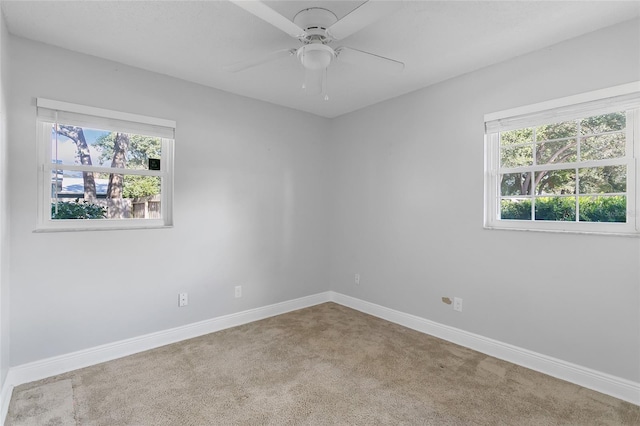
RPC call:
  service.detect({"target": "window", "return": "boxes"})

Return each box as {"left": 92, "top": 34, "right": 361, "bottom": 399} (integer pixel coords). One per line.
{"left": 36, "top": 98, "right": 175, "bottom": 231}
{"left": 484, "top": 83, "right": 640, "bottom": 235}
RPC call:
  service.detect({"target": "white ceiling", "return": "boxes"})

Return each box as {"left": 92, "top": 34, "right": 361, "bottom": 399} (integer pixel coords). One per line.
{"left": 2, "top": 0, "right": 639, "bottom": 118}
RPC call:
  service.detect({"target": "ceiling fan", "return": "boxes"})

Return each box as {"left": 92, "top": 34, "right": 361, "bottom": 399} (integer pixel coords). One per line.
{"left": 226, "top": 0, "right": 405, "bottom": 98}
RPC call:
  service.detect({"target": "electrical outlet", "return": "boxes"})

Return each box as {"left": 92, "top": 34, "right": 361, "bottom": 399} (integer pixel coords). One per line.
{"left": 235, "top": 285, "right": 242, "bottom": 298}
{"left": 178, "top": 293, "right": 188, "bottom": 307}
{"left": 354, "top": 273, "right": 360, "bottom": 284}
{"left": 453, "top": 297, "right": 463, "bottom": 312}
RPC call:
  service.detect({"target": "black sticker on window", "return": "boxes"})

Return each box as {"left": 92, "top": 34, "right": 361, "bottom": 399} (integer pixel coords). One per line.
{"left": 149, "top": 158, "right": 161, "bottom": 170}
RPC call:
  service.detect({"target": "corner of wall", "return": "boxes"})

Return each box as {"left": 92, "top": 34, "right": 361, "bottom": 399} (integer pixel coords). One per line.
{"left": 0, "top": 4, "right": 12, "bottom": 423}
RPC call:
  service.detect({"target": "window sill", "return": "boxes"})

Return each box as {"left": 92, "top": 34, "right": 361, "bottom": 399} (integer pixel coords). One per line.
{"left": 483, "top": 224, "right": 640, "bottom": 237}
{"left": 34, "top": 219, "right": 173, "bottom": 233}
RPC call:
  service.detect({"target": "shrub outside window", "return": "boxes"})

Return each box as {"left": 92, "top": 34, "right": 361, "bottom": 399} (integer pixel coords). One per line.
{"left": 484, "top": 83, "right": 640, "bottom": 235}
{"left": 36, "top": 99, "right": 175, "bottom": 231}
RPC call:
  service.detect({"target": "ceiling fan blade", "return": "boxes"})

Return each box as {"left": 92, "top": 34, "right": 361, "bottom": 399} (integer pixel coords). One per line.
{"left": 224, "top": 48, "right": 295, "bottom": 73}
{"left": 336, "top": 47, "right": 404, "bottom": 74}
{"left": 229, "top": 0, "right": 306, "bottom": 38}
{"left": 327, "top": 0, "right": 402, "bottom": 40}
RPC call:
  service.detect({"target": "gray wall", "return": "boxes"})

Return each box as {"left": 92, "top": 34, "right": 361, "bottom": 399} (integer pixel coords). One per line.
{"left": 4, "top": 16, "right": 640, "bottom": 386}
{"left": 0, "top": 7, "right": 10, "bottom": 388}
{"left": 328, "top": 18, "right": 640, "bottom": 382}
{"left": 8, "top": 36, "right": 331, "bottom": 365}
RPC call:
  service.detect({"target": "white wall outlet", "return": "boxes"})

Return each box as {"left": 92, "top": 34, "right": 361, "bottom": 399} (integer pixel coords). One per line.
{"left": 235, "top": 285, "right": 242, "bottom": 298}
{"left": 178, "top": 293, "right": 188, "bottom": 307}
{"left": 354, "top": 273, "right": 360, "bottom": 284}
{"left": 453, "top": 297, "right": 463, "bottom": 312}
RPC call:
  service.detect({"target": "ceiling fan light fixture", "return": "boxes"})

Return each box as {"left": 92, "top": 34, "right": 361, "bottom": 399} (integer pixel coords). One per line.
{"left": 297, "top": 44, "right": 335, "bottom": 70}
{"left": 228, "top": 0, "right": 405, "bottom": 97}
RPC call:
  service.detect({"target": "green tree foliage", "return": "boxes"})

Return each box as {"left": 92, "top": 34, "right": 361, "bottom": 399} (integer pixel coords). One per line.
{"left": 534, "top": 197, "right": 576, "bottom": 221}
{"left": 96, "top": 133, "right": 161, "bottom": 167}
{"left": 580, "top": 112, "right": 625, "bottom": 135}
{"left": 122, "top": 176, "right": 161, "bottom": 198}
{"left": 500, "top": 199, "right": 531, "bottom": 220}
{"left": 52, "top": 199, "right": 106, "bottom": 219}
{"left": 500, "top": 112, "right": 626, "bottom": 197}
{"left": 578, "top": 196, "right": 626, "bottom": 222}
{"left": 94, "top": 133, "right": 161, "bottom": 198}
{"left": 499, "top": 112, "right": 627, "bottom": 223}
{"left": 500, "top": 196, "right": 626, "bottom": 222}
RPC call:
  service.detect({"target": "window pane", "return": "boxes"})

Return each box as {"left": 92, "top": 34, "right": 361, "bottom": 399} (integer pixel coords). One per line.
{"left": 535, "top": 169, "right": 575, "bottom": 195}
{"left": 501, "top": 172, "right": 531, "bottom": 196}
{"left": 500, "top": 128, "right": 533, "bottom": 146}
{"left": 578, "top": 195, "right": 626, "bottom": 222}
{"left": 50, "top": 170, "right": 161, "bottom": 220}
{"left": 580, "top": 133, "right": 625, "bottom": 161}
{"left": 50, "top": 124, "right": 162, "bottom": 171}
{"left": 580, "top": 112, "right": 626, "bottom": 135}
{"left": 535, "top": 139, "right": 577, "bottom": 165}
{"left": 500, "top": 145, "right": 533, "bottom": 167}
{"left": 500, "top": 199, "right": 531, "bottom": 220}
{"left": 535, "top": 120, "right": 577, "bottom": 142}
{"left": 534, "top": 197, "right": 576, "bottom": 221}
{"left": 578, "top": 166, "right": 626, "bottom": 194}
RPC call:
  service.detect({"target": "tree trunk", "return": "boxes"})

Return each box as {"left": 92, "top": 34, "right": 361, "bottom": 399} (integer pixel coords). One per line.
{"left": 521, "top": 172, "right": 532, "bottom": 195}
{"left": 106, "top": 133, "right": 129, "bottom": 199}
{"left": 106, "top": 133, "right": 129, "bottom": 219}
{"left": 56, "top": 126, "right": 97, "bottom": 202}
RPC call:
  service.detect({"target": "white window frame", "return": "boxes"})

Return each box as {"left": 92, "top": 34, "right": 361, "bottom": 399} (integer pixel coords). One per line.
{"left": 484, "top": 82, "right": 640, "bottom": 236}
{"left": 35, "top": 98, "right": 175, "bottom": 232}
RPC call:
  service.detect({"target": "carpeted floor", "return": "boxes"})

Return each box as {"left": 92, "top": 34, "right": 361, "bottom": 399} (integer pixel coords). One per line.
{"left": 6, "top": 302, "right": 640, "bottom": 425}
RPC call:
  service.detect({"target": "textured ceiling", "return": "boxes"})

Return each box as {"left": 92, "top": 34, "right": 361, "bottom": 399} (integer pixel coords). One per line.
{"left": 2, "top": 0, "right": 639, "bottom": 118}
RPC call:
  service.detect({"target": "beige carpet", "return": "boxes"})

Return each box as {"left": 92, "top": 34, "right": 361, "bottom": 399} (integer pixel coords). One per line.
{"left": 6, "top": 303, "right": 640, "bottom": 425}
{"left": 6, "top": 379, "right": 75, "bottom": 426}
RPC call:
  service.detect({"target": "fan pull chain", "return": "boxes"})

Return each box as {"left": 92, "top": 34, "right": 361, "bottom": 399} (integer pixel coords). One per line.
{"left": 322, "top": 67, "right": 329, "bottom": 101}
{"left": 301, "top": 48, "right": 307, "bottom": 89}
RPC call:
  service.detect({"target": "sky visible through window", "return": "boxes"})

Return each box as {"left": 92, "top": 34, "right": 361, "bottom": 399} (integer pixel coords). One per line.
{"left": 51, "top": 127, "right": 110, "bottom": 178}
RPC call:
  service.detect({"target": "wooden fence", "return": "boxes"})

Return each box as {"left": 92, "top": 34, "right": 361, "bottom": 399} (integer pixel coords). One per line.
{"left": 93, "top": 195, "right": 161, "bottom": 219}
{"left": 132, "top": 195, "right": 161, "bottom": 219}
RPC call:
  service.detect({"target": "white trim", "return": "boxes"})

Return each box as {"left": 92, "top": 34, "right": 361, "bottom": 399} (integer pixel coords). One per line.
{"left": 0, "top": 379, "right": 12, "bottom": 426}
{"left": 3, "top": 292, "right": 331, "bottom": 395}
{"left": 36, "top": 119, "right": 175, "bottom": 232}
{"left": 37, "top": 98, "right": 176, "bottom": 129}
{"left": 485, "top": 81, "right": 640, "bottom": 123}
{"left": 329, "top": 292, "right": 640, "bottom": 406}
{"left": 484, "top": 92, "right": 640, "bottom": 235}
{"left": 32, "top": 221, "right": 171, "bottom": 233}
{"left": 2, "top": 290, "right": 638, "bottom": 426}
{"left": 43, "top": 164, "right": 164, "bottom": 176}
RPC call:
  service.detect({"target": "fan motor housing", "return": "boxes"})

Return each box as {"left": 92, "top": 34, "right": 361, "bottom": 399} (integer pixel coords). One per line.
{"left": 293, "top": 8, "right": 338, "bottom": 43}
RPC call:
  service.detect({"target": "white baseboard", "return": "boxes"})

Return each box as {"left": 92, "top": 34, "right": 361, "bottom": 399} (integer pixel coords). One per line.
{"left": 0, "top": 379, "right": 12, "bottom": 426}
{"left": 3, "top": 292, "right": 331, "bottom": 404}
{"left": 2, "top": 289, "right": 638, "bottom": 426}
{"left": 329, "top": 291, "right": 640, "bottom": 406}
